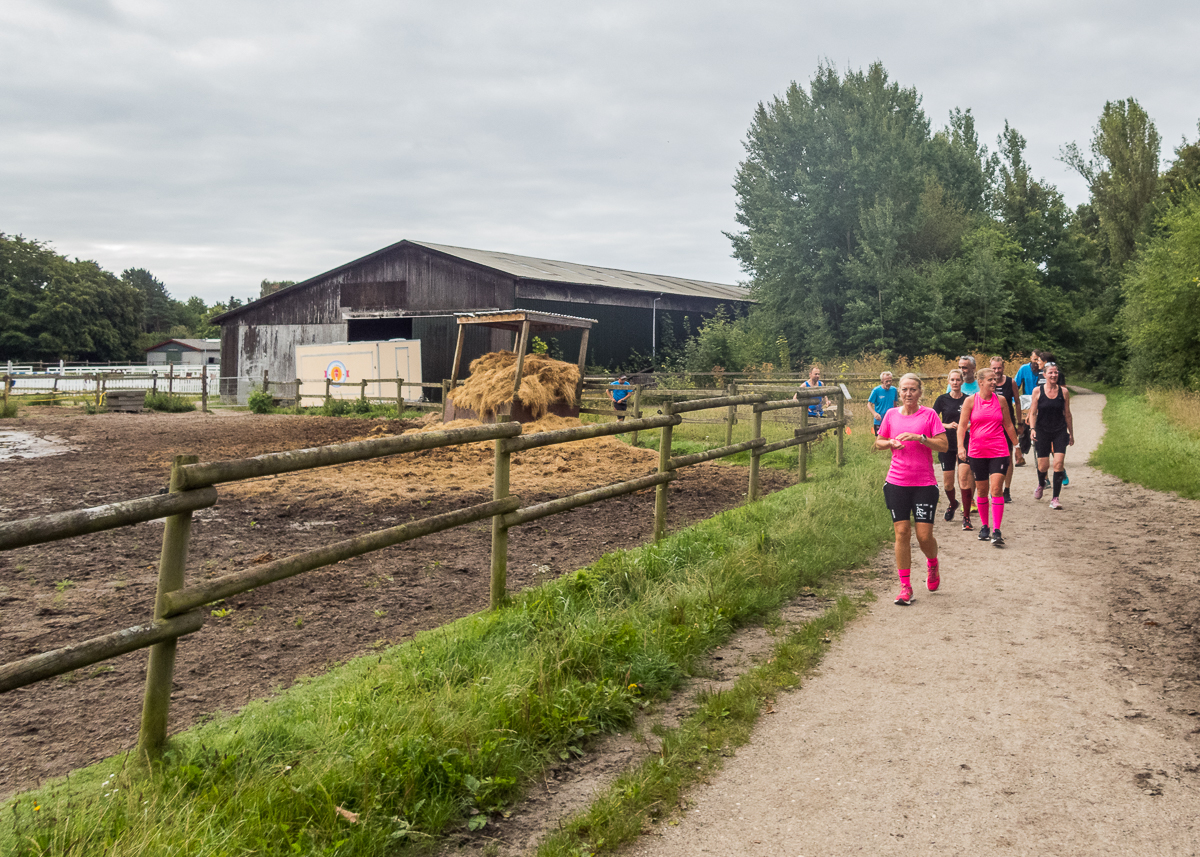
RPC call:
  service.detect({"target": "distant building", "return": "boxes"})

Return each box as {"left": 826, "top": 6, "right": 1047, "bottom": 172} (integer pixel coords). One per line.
{"left": 144, "top": 338, "right": 221, "bottom": 366}
{"left": 213, "top": 240, "right": 749, "bottom": 402}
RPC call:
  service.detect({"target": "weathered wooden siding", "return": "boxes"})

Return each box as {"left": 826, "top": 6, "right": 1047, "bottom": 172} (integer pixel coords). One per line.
{"left": 233, "top": 323, "right": 344, "bottom": 403}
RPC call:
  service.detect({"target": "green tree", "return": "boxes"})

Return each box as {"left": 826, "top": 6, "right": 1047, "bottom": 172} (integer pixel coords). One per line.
{"left": 1061, "top": 98, "right": 1161, "bottom": 268}
{"left": 260, "top": 279, "right": 295, "bottom": 298}
{"left": 122, "top": 267, "right": 177, "bottom": 332}
{"left": 0, "top": 234, "right": 142, "bottom": 361}
{"left": 1120, "top": 189, "right": 1200, "bottom": 389}
{"left": 729, "top": 62, "right": 993, "bottom": 357}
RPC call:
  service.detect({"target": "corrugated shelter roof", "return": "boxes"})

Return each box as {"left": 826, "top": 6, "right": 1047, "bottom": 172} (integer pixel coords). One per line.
{"left": 413, "top": 241, "right": 748, "bottom": 302}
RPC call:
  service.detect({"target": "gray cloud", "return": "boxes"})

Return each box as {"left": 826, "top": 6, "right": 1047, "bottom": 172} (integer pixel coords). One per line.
{"left": 1, "top": 0, "right": 1197, "bottom": 304}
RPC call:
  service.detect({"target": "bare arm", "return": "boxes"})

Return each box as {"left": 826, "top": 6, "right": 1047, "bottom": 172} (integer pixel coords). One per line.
{"left": 1063, "top": 389, "right": 1074, "bottom": 445}
{"left": 1027, "top": 388, "right": 1041, "bottom": 437}
{"left": 956, "top": 397, "right": 973, "bottom": 459}
{"left": 1001, "top": 401, "right": 1018, "bottom": 447}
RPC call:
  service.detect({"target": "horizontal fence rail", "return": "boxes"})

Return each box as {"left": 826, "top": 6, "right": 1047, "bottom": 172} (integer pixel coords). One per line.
{"left": 0, "top": 386, "right": 848, "bottom": 762}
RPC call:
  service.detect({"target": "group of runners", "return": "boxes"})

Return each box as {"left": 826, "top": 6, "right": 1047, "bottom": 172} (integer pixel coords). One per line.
{"left": 872, "top": 350, "right": 1075, "bottom": 606}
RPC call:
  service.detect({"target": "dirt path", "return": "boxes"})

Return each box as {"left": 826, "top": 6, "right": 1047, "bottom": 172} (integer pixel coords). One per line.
{"left": 628, "top": 389, "right": 1200, "bottom": 856}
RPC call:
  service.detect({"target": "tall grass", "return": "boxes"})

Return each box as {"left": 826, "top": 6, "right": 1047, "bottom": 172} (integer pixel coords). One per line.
{"left": 2, "top": 431, "right": 891, "bottom": 856}
{"left": 1090, "top": 386, "right": 1200, "bottom": 500}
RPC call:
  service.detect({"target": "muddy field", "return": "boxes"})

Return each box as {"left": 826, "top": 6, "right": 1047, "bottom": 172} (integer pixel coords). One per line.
{"left": 0, "top": 408, "right": 795, "bottom": 799}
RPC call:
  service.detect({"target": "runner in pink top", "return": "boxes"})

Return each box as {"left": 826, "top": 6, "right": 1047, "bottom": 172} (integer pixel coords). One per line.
{"left": 957, "top": 368, "right": 1018, "bottom": 548}
{"left": 875, "top": 373, "right": 948, "bottom": 606}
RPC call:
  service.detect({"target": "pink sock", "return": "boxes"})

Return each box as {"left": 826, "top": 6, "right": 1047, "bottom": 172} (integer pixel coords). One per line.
{"left": 898, "top": 569, "right": 911, "bottom": 585}
{"left": 977, "top": 494, "right": 990, "bottom": 527}
{"left": 992, "top": 495, "right": 1005, "bottom": 529}
{"left": 927, "top": 557, "right": 939, "bottom": 570}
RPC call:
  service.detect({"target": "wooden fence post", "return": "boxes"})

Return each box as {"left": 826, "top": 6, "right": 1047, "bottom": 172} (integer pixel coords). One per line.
{"left": 655, "top": 401, "right": 675, "bottom": 541}
{"left": 395, "top": 378, "right": 404, "bottom": 416}
{"left": 836, "top": 391, "right": 845, "bottom": 467}
{"left": 490, "top": 438, "right": 511, "bottom": 609}
{"left": 94, "top": 374, "right": 102, "bottom": 410}
{"left": 200, "top": 371, "right": 208, "bottom": 413}
{"left": 2, "top": 373, "right": 9, "bottom": 412}
{"left": 360, "top": 379, "right": 368, "bottom": 403}
{"left": 442, "top": 379, "right": 451, "bottom": 420}
{"left": 629, "top": 385, "right": 644, "bottom": 447}
{"left": 725, "top": 383, "right": 737, "bottom": 447}
{"left": 137, "top": 454, "right": 200, "bottom": 760}
{"left": 152, "top": 371, "right": 158, "bottom": 395}
{"left": 294, "top": 378, "right": 302, "bottom": 413}
{"left": 748, "top": 406, "right": 763, "bottom": 501}
{"left": 799, "top": 405, "right": 809, "bottom": 482}
{"left": 324, "top": 377, "right": 332, "bottom": 408}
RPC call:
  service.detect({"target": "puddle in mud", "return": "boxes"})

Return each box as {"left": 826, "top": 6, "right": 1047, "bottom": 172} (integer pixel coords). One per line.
{"left": 0, "top": 431, "right": 73, "bottom": 460}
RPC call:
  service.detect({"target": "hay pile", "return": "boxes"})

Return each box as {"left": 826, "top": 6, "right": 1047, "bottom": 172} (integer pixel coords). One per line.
{"left": 448, "top": 351, "right": 580, "bottom": 419}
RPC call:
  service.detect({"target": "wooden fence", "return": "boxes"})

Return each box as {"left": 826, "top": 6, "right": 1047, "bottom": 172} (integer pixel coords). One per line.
{"left": 0, "top": 388, "right": 846, "bottom": 760}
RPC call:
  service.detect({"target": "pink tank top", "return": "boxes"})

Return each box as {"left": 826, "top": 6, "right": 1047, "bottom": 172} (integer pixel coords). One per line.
{"left": 967, "top": 393, "right": 1009, "bottom": 458}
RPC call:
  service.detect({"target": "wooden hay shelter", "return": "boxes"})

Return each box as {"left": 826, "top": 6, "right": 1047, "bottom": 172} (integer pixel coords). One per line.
{"left": 444, "top": 310, "right": 596, "bottom": 423}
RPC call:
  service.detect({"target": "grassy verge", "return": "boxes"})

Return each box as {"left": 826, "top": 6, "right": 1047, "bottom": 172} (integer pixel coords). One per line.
{"left": 2, "top": 434, "right": 890, "bottom": 856}
{"left": 1090, "top": 385, "right": 1200, "bottom": 500}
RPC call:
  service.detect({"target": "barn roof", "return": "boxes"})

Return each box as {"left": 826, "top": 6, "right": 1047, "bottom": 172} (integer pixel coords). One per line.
{"left": 214, "top": 239, "right": 748, "bottom": 323}
{"left": 144, "top": 338, "right": 220, "bottom": 352}
{"left": 412, "top": 241, "right": 748, "bottom": 302}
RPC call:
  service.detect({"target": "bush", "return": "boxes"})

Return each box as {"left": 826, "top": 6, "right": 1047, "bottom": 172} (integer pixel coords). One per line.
{"left": 246, "top": 388, "right": 275, "bottom": 414}
{"left": 144, "top": 392, "right": 196, "bottom": 413}
{"left": 0, "top": 400, "right": 18, "bottom": 418}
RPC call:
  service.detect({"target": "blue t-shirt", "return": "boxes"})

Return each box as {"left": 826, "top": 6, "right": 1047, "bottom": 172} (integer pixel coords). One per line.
{"left": 802, "top": 380, "right": 825, "bottom": 417}
{"left": 868, "top": 385, "right": 899, "bottom": 425}
{"left": 947, "top": 380, "right": 980, "bottom": 395}
{"left": 1013, "top": 363, "right": 1041, "bottom": 396}
{"left": 610, "top": 381, "right": 632, "bottom": 403}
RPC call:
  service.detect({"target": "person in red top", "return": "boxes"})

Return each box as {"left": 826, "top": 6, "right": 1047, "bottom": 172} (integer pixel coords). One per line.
{"left": 875, "top": 373, "right": 948, "bottom": 606}
{"left": 957, "top": 368, "right": 1019, "bottom": 547}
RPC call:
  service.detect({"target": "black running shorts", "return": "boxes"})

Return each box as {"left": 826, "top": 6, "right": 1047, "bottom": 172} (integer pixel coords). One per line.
{"left": 969, "top": 455, "right": 1009, "bottom": 480}
{"left": 1034, "top": 425, "right": 1070, "bottom": 458}
{"left": 937, "top": 451, "right": 957, "bottom": 472}
{"left": 883, "top": 482, "right": 939, "bottom": 524}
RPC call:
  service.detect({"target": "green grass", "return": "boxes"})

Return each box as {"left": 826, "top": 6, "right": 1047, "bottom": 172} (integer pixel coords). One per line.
{"left": 143, "top": 392, "right": 197, "bottom": 413}
{"left": 1090, "top": 385, "right": 1200, "bottom": 500}
{"left": 2, "top": 432, "right": 890, "bottom": 857}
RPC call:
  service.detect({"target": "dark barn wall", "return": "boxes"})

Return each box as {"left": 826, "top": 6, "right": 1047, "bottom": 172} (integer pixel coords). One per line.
{"left": 515, "top": 296, "right": 736, "bottom": 370}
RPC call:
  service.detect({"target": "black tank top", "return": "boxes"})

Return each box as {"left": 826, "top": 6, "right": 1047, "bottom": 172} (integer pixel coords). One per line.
{"left": 1036, "top": 386, "right": 1067, "bottom": 432}
{"left": 933, "top": 393, "right": 965, "bottom": 454}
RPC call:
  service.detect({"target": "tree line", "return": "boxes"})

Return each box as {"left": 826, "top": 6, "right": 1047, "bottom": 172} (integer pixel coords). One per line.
{"left": 679, "top": 61, "right": 1199, "bottom": 389}
{"left": 0, "top": 234, "right": 251, "bottom": 363}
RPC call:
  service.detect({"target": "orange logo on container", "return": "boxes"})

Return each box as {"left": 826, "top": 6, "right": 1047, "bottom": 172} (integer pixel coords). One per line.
{"left": 326, "top": 360, "right": 349, "bottom": 382}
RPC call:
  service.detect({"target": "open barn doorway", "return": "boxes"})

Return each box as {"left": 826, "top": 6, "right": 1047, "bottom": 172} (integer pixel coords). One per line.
{"left": 347, "top": 317, "right": 413, "bottom": 341}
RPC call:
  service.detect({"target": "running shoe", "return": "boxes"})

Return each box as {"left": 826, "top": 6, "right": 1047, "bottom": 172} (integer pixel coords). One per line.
{"left": 895, "top": 584, "right": 913, "bottom": 606}
{"left": 961, "top": 518, "right": 973, "bottom": 531}
{"left": 1003, "top": 488, "right": 1013, "bottom": 503}
{"left": 991, "top": 529, "right": 1004, "bottom": 547}
{"left": 1033, "top": 485, "right": 1044, "bottom": 500}
{"left": 943, "top": 499, "right": 959, "bottom": 522}
{"left": 977, "top": 525, "right": 991, "bottom": 541}
{"left": 1062, "top": 472, "right": 1070, "bottom": 487}
{"left": 926, "top": 561, "right": 940, "bottom": 592}
{"left": 1050, "top": 497, "right": 1063, "bottom": 510}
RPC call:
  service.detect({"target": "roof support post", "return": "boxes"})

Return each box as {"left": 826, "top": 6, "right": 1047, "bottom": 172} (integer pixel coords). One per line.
{"left": 511, "top": 320, "right": 531, "bottom": 401}
{"left": 449, "top": 323, "right": 467, "bottom": 388}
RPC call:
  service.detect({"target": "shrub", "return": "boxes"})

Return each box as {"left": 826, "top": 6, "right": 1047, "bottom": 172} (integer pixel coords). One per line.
{"left": 0, "top": 399, "right": 18, "bottom": 418}
{"left": 144, "top": 392, "right": 196, "bottom": 413}
{"left": 246, "top": 388, "right": 275, "bottom": 414}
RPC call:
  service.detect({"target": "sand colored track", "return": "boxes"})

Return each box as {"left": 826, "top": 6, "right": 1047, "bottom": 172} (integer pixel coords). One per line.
{"left": 630, "top": 389, "right": 1200, "bottom": 856}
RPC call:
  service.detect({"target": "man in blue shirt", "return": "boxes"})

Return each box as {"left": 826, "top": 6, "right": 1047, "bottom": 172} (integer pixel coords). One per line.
{"left": 948, "top": 355, "right": 979, "bottom": 395}
{"left": 793, "top": 364, "right": 830, "bottom": 417}
{"left": 609, "top": 374, "right": 633, "bottom": 421}
{"left": 1012, "top": 350, "right": 1043, "bottom": 465}
{"left": 868, "top": 371, "right": 899, "bottom": 434}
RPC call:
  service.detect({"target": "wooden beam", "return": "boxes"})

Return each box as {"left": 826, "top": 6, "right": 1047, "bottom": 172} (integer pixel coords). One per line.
{"left": 449, "top": 323, "right": 467, "bottom": 387}
{"left": 512, "top": 321, "right": 531, "bottom": 401}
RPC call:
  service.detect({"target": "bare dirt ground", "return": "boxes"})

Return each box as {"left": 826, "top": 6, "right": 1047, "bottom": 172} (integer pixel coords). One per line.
{"left": 0, "top": 407, "right": 794, "bottom": 800}
{"left": 621, "top": 389, "right": 1200, "bottom": 856}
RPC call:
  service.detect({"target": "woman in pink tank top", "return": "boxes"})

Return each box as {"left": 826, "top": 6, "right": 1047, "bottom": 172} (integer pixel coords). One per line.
{"left": 956, "top": 368, "right": 1018, "bottom": 547}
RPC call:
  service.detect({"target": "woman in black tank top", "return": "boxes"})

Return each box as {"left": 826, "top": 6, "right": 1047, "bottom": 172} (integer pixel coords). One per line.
{"left": 1028, "top": 362, "right": 1074, "bottom": 509}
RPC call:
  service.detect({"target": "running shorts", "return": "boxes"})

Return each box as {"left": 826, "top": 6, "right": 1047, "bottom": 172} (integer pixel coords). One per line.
{"left": 883, "top": 482, "right": 939, "bottom": 524}
{"left": 969, "top": 455, "right": 1009, "bottom": 480}
{"left": 937, "top": 451, "right": 957, "bottom": 472}
{"left": 1034, "top": 425, "right": 1070, "bottom": 458}
{"left": 613, "top": 400, "right": 628, "bottom": 412}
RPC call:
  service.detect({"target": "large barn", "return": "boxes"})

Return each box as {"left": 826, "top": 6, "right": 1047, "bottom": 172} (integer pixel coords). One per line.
{"left": 213, "top": 240, "right": 749, "bottom": 401}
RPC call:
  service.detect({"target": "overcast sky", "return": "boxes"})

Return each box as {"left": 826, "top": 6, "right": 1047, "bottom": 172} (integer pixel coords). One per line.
{"left": 2, "top": 0, "right": 1197, "bottom": 306}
